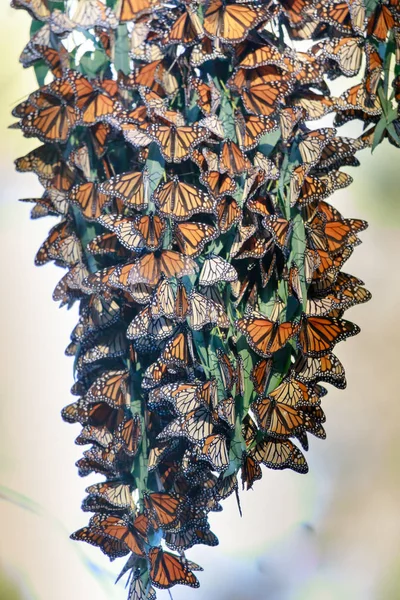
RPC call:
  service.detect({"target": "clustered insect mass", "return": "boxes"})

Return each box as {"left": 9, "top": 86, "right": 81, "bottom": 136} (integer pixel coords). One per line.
{"left": 11, "top": 0, "right": 399, "bottom": 597}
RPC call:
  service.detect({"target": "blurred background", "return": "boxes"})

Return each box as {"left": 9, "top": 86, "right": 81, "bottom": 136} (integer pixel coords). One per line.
{"left": 1, "top": 4, "right": 400, "bottom": 600}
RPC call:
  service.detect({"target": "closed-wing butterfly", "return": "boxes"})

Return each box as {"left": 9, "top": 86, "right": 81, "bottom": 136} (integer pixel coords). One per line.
{"left": 250, "top": 436, "right": 308, "bottom": 473}
{"left": 69, "top": 182, "right": 111, "bottom": 221}
{"left": 199, "top": 255, "right": 238, "bottom": 286}
{"left": 148, "top": 547, "right": 200, "bottom": 589}
{"left": 298, "top": 315, "right": 361, "bottom": 357}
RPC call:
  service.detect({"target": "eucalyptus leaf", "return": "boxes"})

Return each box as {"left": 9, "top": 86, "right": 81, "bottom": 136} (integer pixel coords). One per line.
{"left": 114, "top": 24, "right": 130, "bottom": 75}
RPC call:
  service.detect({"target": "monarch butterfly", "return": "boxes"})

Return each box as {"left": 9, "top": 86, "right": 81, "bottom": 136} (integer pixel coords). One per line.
{"left": 315, "top": 1, "right": 354, "bottom": 33}
{"left": 149, "top": 382, "right": 202, "bottom": 416}
{"left": 90, "top": 121, "right": 111, "bottom": 157}
{"left": 125, "top": 573, "right": 157, "bottom": 600}
{"left": 127, "top": 306, "right": 176, "bottom": 340}
{"left": 298, "top": 128, "right": 336, "bottom": 167}
{"left": 90, "top": 515, "right": 147, "bottom": 556}
{"left": 367, "top": 3, "right": 395, "bottom": 42}
{"left": 216, "top": 196, "right": 242, "bottom": 232}
{"left": 203, "top": 0, "right": 266, "bottom": 44}
{"left": 85, "top": 481, "right": 135, "bottom": 511}
{"left": 20, "top": 194, "right": 67, "bottom": 220}
{"left": 217, "top": 395, "right": 235, "bottom": 429}
{"left": 190, "top": 36, "right": 225, "bottom": 67}
{"left": 290, "top": 90, "right": 334, "bottom": 120}
{"left": 228, "top": 65, "right": 290, "bottom": 92}
{"left": 69, "top": 182, "right": 111, "bottom": 221}
{"left": 35, "top": 220, "right": 80, "bottom": 266}
{"left": 128, "top": 251, "right": 198, "bottom": 286}
{"left": 114, "top": 414, "right": 142, "bottom": 456}
{"left": 99, "top": 170, "right": 149, "bottom": 209}
{"left": 241, "top": 452, "right": 262, "bottom": 490}
{"left": 318, "top": 37, "right": 363, "bottom": 77}
{"left": 262, "top": 214, "right": 292, "bottom": 251}
{"left": 158, "top": 403, "right": 215, "bottom": 445}
{"left": 106, "top": 214, "right": 167, "bottom": 252}
{"left": 164, "top": 7, "right": 204, "bottom": 45}
{"left": 298, "top": 315, "right": 361, "bottom": 357}
{"left": 72, "top": 0, "right": 119, "bottom": 29}
{"left": 20, "top": 96, "right": 79, "bottom": 143}
{"left": 75, "top": 445, "right": 120, "bottom": 478}
{"left": 153, "top": 177, "right": 215, "bottom": 221}
{"left": 268, "top": 376, "right": 319, "bottom": 409}
{"left": 70, "top": 524, "right": 130, "bottom": 559}
{"left": 21, "top": 43, "right": 69, "bottom": 78}
{"left": 75, "top": 424, "right": 114, "bottom": 448}
{"left": 200, "top": 170, "right": 236, "bottom": 200}
{"left": 250, "top": 358, "right": 273, "bottom": 395}
{"left": 253, "top": 392, "right": 305, "bottom": 437}
{"left": 190, "top": 76, "right": 221, "bottom": 115}
{"left": 250, "top": 436, "right": 308, "bottom": 473}
{"left": 230, "top": 223, "right": 257, "bottom": 258}
{"left": 336, "top": 82, "right": 382, "bottom": 115}
{"left": 279, "top": 106, "right": 304, "bottom": 143}
{"left": 201, "top": 433, "right": 229, "bottom": 472}
{"left": 219, "top": 139, "right": 251, "bottom": 175}
{"left": 165, "top": 522, "right": 219, "bottom": 552}
{"left": 199, "top": 255, "right": 238, "bottom": 286}
{"left": 148, "top": 547, "right": 200, "bottom": 589}
{"left": 290, "top": 167, "right": 327, "bottom": 208}
{"left": 148, "top": 440, "right": 180, "bottom": 472}
{"left": 242, "top": 80, "right": 289, "bottom": 116}
{"left": 142, "top": 359, "right": 179, "bottom": 390}
{"left": 317, "top": 137, "right": 359, "bottom": 170}
{"left": 175, "top": 222, "right": 218, "bottom": 258}
{"left": 216, "top": 350, "right": 237, "bottom": 392}
{"left": 235, "top": 113, "right": 278, "bottom": 151}
{"left": 236, "top": 315, "right": 299, "bottom": 358}
{"left": 78, "top": 329, "right": 127, "bottom": 368}
{"left": 118, "top": 0, "right": 153, "bottom": 21}
{"left": 347, "top": 0, "right": 367, "bottom": 34}
{"left": 188, "top": 290, "right": 229, "bottom": 330}
{"left": 161, "top": 332, "right": 192, "bottom": 368}
{"left": 238, "top": 45, "right": 286, "bottom": 70}
{"left": 147, "top": 124, "right": 209, "bottom": 162}
{"left": 293, "top": 352, "right": 347, "bottom": 388}
{"left": 74, "top": 78, "right": 117, "bottom": 126}
{"left": 143, "top": 492, "right": 183, "bottom": 530}
{"left": 11, "top": 0, "right": 50, "bottom": 19}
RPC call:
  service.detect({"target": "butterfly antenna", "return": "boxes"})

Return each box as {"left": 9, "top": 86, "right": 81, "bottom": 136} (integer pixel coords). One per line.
{"left": 168, "top": 590, "right": 174, "bottom": 600}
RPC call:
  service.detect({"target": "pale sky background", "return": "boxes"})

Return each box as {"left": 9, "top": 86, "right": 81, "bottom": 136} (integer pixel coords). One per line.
{"left": 0, "top": 4, "right": 400, "bottom": 600}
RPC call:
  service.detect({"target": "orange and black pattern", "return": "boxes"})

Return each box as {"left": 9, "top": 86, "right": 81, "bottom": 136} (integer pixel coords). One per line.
{"left": 12, "top": 0, "right": 399, "bottom": 597}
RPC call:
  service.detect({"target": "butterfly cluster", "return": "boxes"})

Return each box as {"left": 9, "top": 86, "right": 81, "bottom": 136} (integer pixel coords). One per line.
{"left": 12, "top": 0, "right": 399, "bottom": 598}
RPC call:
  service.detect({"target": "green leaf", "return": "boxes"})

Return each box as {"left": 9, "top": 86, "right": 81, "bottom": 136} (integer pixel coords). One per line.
{"left": 372, "top": 116, "right": 387, "bottom": 151}
{"left": 79, "top": 49, "right": 109, "bottom": 78}
{"left": 30, "top": 19, "right": 44, "bottom": 36}
{"left": 33, "top": 61, "right": 49, "bottom": 87}
{"left": 257, "top": 128, "right": 281, "bottom": 156}
{"left": 288, "top": 211, "right": 308, "bottom": 311}
{"left": 220, "top": 94, "right": 237, "bottom": 141}
{"left": 387, "top": 122, "right": 400, "bottom": 146}
{"left": 114, "top": 24, "right": 130, "bottom": 75}
{"left": 145, "top": 143, "right": 165, "bottom": 199}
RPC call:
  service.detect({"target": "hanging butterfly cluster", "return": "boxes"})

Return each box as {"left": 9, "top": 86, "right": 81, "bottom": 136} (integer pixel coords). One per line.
{"left": 12, "top": 0, "right": 400, "bottom": 597}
